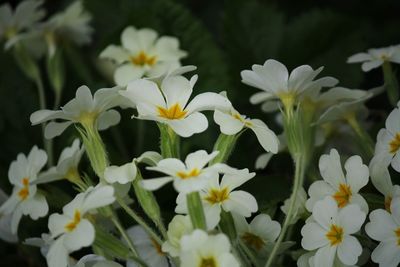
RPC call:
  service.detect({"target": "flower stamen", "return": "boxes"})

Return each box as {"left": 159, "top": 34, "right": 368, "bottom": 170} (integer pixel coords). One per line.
{"left": 157, "top": 103, "right": 187, "bottom": 120}
{"left": 389, "top": 133, "right": 400, "bottom": 154}
{"left": 65, "top": 210, "right": 81, "bottom": 232}
{"left": 199, "top": 257, "right": 217, "bottom": 267}
{"left": 130, "top": 51, "right": 157, "bottom": 66}
{"left": 18, "top": 177, "right": 30, "bottom": 200}
{"left": 176, "top": 168, "right": 201, "bottom": 179}
{"left": 326, "top": 224, "right": 344, "bottom": 246}
{"left": 241, "top": 232, "right": 265, "bottom": 251}
{"left": 204, "top": 187, "right": 229, "bottom": 204}
{"left": 333, "top": 183, "right": 352, "bottom": 208}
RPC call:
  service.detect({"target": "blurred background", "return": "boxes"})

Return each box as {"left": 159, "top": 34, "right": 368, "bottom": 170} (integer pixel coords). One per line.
{"left": 1, "top": 0, "right": 399, "bottom": 266}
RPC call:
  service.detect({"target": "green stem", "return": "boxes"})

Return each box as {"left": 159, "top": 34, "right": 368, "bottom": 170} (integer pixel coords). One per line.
{"left": 117, "top": 198, "right": 163, "bottom": 245}
{"left": 159, "top": 124, "right": 180, "bottom": 158}
{"left": 382, "top": 61, "right": 399, "bottom": 106}
{"left": 186, "top": 191, "right": 206, "bottom": 230}
{"left": 264, "top": 154, "right": 306, "bottom": 267}
{"left": 110, "top": 216, "right": 140, "bottom": 259}
{"left": 34, "top": 75, "right": 54, "bottom": 167}
{"left": 345, "top": 113, "right": 374, "bottom": 159}
{"left": 209, "top": 133, "right": 241, "bottom": 165}
{"left": 219, "top": 210, "right": 237, "bottom": 241}
{"left": 239, "top": 240, "right": 260, "bottom": 267}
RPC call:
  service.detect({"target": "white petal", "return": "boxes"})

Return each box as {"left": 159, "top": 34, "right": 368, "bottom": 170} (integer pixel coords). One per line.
{"left": 369, "top": 154, "right": 393, "bottom": 196}
{"left": 371, "top": 240, "right": 400, "bottom": 267}
{"left": 213, "top": 110, "right": 244, "bottom": 135}
{"left": 30, "top": 110, "right": 68, "bottom": 125}
{"left": 306, "top": 181, "right": 335, "bottom": 212}
{"left": 46, "top": 236, "right": 69, "bottom": 267}
{"left": 114, "top": 64, "right": 145, "bottom": 86}
{"left": 185, "top": 92, "right": 231, "bottom": 114}
{"left": 365, "top": 209, "right": 397, "bottom": 241}
{"left": 337, "top": 204, "right": 365, "bottom": 234}
{"left": 168, "top": 112, "right": 208, "bottom": 137}
{"left": 218, "top": 253, "right": 240, "bottom": 267}
{"left": 349, "top": 193, "right": 369, "bottom": 214}
{"left": 250, "top": 214, "right": 281, "bottom": 242}
{"left": 82, "top": 185, "right": 115, "bottom": 213}
{"left": 121, "top": 26, "right": 141, "bottom": 53}
{"left": 185, "top": 150, "right": 219, "bottom": 171}
{"left": 104, "top": 162, "right": 137, "bottom": 184}
{"left": 313, "top": 245, "right": 336, "bottom": 267}
{"left": 248, "top": 119, "right": 279, "bottom": 153}
{"left": 154, "top": 36, "right": 187, "bottom": 61}
{"left": 220, "top": 168, "right": 255, "bottom": 190}
{"left": 44, "top": 121, "right": 74, "bottom": 139}
{"left": 99, "top": 45, "right": 130, "bottom": 63}
{"left": 344, "top": 155, "right": 369, "bottom": 193}
{"left": 337, "top": 236, "right": 362, "bottom": 266}
{"left": 203, "top": 204, "right": 222, "bottom": 229}
{"left": 161, "top": 75, "right": 192, "bottom": 108}
{"left": 249, "top": 92, "right": 275, "bottom": 104}
{"left": 318, "top": 149, "right": 345, "bottom": 188}
{"left": 22, "top": 193, "right": 48, "bottom": 220}
{"left": 386, "top": 105, "right": 400, "bottom": 134}
{"left": 361, "top": 60, "right": 383, "bottom": 72}
{"left": 390, "top": 197, "right": 400, "bottom": 225}
{"left": 141, "top": 177, "right": 174, "bottom": 191}
{"left": 347, "top": 52, "right": 372, "bottom": 63}
{"left": 223, "top": 191, "right": 258, "bottom": 217}
{"left": 48, "top": 213, "right": 70, "bottom": 238}
{"left": 255, "top": 153, "right": 274, "bottom": 170}
{"left": 301, "top": 222, "right": 329, "bottom": 250}
{"left": 64, "top": 219, "right": 95, "bottom": 251}
{"left": 97, "top": 109, "right": 121, "bottom": 130}
{"left": 11, "top": 205, "right": 23, "bottom": 234}
{"left": 312, "top": 197, "right": 338, "bottom": 229}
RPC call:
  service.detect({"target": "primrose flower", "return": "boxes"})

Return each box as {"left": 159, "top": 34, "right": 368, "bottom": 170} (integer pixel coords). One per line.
{"left": 38, "top": 139, "right": 84, "bottom": 184}
{"left": 179, "top": 230, "right": 239, "bottom": 267}
{"left": 373, "top": 102, "right": 400, "bottom": 172}
{"left": 234, "top": 214, "right": 281, "bottom": 253}
{"left": 0, "top": 0, "right": 45, "bottom": 40}
{"left": 301, "top": 197, "right": 366, "bottom": 267}
{"left": 46, "top": 185, "right": 115, "bottom": 267}
{"left": 306, "top": 149, "right": 369, "bottom": 213}
{"left": 126, "top": 225, "right": 170, "bottom": 267}
{"left": 162, "top": 215, "right": 193, "bottom": 257}
{"left": 365, "top": 198, "right": 400, "bottom": 267}
{"left": 142, "top": 150, "right": 234, "bottom": 193}
{"left": 100, "top": 26, "right": 187, "bottom": 86}
{"left": 104, "top": 161, "right": 137, "bottom": 185}
{"left": 297, "top": 250, "right": 357, "bottom": 267}
{"left": 369, "top": 154, "right": 400, "bottom": 212}
{"left": 30, "top": 85, "right": 122, "bottom": 139}
{"left": 0, "top": 146, "right": 48, "bottom": 234}
{"left": 213, "top": 100, "right": 279, "bottom": 153}
{"left": 241, "top": 59, "right": 338, "bottom": 109}
{"left": 120, "top": 75, "right": 232, "bottom": 137}
{"left": 0, "top": 189, "right": 18, "bottom": 243}
{"left": 347, "top": 45, "right": 400, "bottom": 72}
{"left": 176, "top": 168, "right": 258, "bottom": 228}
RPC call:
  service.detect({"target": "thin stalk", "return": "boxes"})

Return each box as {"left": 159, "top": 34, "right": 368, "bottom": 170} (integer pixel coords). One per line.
{"left": 239, "top": 240, "right": 260, "bottom": 267}
{"left": 117, "top": 198, "right": 163, "bottom": 245}
{"left": 264, "top": 154, "right": 306, "bottom": 267}
{"left": 186, "top": 191, "right": 207, "bottom": 230}
{"left": 345, "top": 113, "right": 374, "bottom": 159}
{"left": 110, "top": 216, "right": 140, "bottom": 259}
{"left": 382, "top": 61, "right": 399, "bottom": 106}
{"left": 34, "top": 75, "right": 54, "bottom": 167}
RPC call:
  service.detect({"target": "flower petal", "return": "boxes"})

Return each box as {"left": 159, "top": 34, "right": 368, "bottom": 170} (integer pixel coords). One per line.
{"left": 141, "top": 177, "right": 174, "bottom": 191}
{"left": 365, "top": 209, "right": 397, "bottom": 241}
{"left": 318, "top": 149, "right": 345, "bottom": 188}
{"left": 63, "top": 219, "right": 95, "bottom": 251}
{"left": 161, "top": 75, "right": 192, "bottom": 108}
{"left": 168, "top": 112, "right": 208, "bottom": 137}
{"left": 99, "top": 45, "right": 130, "bottom": 63}
{"left": 223, "top": 191, "right": 258, "bottom": 217}
{"left": 105, "top": 162, "right": 137, "bottom": 184}
{"left": 301, "top": 222, "right": 329, "bottom": 250}
{"left": 213, "top": 109, "right": 244, "bottom": 135}
{"left": 114, "top": 64, "right": 145, "bottom": 86}
{"left": 185, "top": 92, "right": 231, "bottom": 114}
{"left": 44, "top": 121, "right": 74, "bottom": 139}
{"left": 248, "top": 119, "right": 279, "bottom": 153}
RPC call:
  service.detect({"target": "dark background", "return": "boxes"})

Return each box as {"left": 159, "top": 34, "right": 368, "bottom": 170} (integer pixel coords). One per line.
{"left": 1, "top": 0, "right": 399, "bottom": 266}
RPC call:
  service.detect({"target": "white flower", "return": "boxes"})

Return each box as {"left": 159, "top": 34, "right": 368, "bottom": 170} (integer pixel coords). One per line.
{"left": 0, "top": 146, "right": 48, "bottom": 234}
{"left": 373, "top": 102, "right": 400, "bottom": 172}
{"left": 281, "top": 186, "right": 308, "bottom": 225}
{"left": 46, "top": 184, "right": 115, "bottom": 267}
{"left": 234, "top": 214, "right": 281, "bottom": 253}
{"left": 306, "top": 149, "right": 369, "bottom": 213}
{"left": 301, "top": 197, "right": 366, "bottom": 267}
{"left": 176, "top": 168, "right": 258, "bottom": 228}
{"left": 179, "top": 230, "right": 239, "bottom": 267}
{"left": 100, "top": 26, "right": 187, "bottom": 86}
{"left": 365, "top": 197, "right": 400, "bottom": 267}
{"left": 0, "top": 0, "right": 45, "bottom": 40}
{"left": 213, "top": 101, "right": 279, "bottom": 153}
{"left": 162, "top": 215, "right": 193, "bottom": 257}
{"left": 241, "top": 59, "right": 338, "bottom": 108}
{"left": 37, "top": 139, "right": 84, "bottom": 184}
{"left": 347, "top": 45, "right": 400, "bottom": 72}
{"left": 141, "top": 150, "right": 233, "bottom": 193}
{"left": 25, "top": 233, "right": 54, "bottom": 257}
{"left": 71, "top": 255, "right": 123, "bottom": 267}
{"left": 0, "top": 189, "right": 18, "bottom": 243}
{"left": 297, "top": 251, "right": 356, "bottom": 267}
{"left": 104, "top": 161, "right": 137, "bottom": 184}
{"left": 369, "top": 154, "right": 400, "bottom": 212}
{"left": 120, "top": 75, "right": 232, "bottom": 137}
{"left": 30, "top": 85, "right": 122, "bottom": 139}
{"left": 126, "top": 225, "right": 170, "bottom": 267}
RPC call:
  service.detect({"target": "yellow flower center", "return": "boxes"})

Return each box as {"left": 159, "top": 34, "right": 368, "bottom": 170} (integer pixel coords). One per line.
{"left": 130, "top": 51, "right": 157, "bottom": 66}
{"left": 385, "top": 196, "right": 393, "bottom": 213}
{"left": 65, "top": 168, "right": 81, "bottom": 184}
{"left": 277, "top": 91, "right": 296, "bottom": 111}
{"left": 18, "top": 177, "right": 30, "bottom": 201}
{"left": 326, "top": 224, "right": 344, "bottom": 246}
{"left": 395, "top": 228, "right": 400, "bottom": 246}
{"left": 389, "top": 133, "right": 400, "bottom": 154}
{"left": 176, "top": 168, "right": 201, "bottom": 180}
{"left": 157, "top": 103, "right": 187, "bottom": 120}
{"left": 199, "top": 257, "right": 217, "bottom": 267}
{"left": 241, "top": 232, "right": 265, "bottom": 251}
{"left": 204, "top": 187, "right": 230, "bottom": 204}
{"left": 64, "top": 210, "right": 81, "bottom": 232}
{"left": 333, "top": 183, "right": 352, "bottom": 208}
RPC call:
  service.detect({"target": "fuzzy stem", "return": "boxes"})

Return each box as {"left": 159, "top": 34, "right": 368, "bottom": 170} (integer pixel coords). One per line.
{"left": 382, "top": 61, "right": 399, "bottom": 106}
{"left": 264, "top": 154, "right": 306, "bottom": 267}
{"left": 186, "top": 191, "right": 207, "bottom": 230}
{"left": 345, "top": 112, "right": 374, "bottom": 159}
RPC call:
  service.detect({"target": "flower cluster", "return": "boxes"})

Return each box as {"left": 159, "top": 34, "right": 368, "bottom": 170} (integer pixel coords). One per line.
{"left": 2, "top": 1, "right": 400, "bottom": 267}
